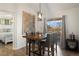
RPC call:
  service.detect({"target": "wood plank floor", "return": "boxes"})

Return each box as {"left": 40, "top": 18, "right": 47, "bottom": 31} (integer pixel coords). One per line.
{"left": 0, "top": 43, "right": 26, "bottom": 56}
{"left": 0, "top": 43, "right": 79, "bottom": 56}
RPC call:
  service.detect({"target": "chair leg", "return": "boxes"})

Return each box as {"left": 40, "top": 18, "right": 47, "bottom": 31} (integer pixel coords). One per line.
{"left": 56, "top": 43, "right": 57, "bottom": 56}
{"left": 48, "top": 46, "right": 49, "bottom": 56}
{"left": 42, "top": 46, "right": 45, "bottom": 55}
{"left": 51, "top": 45, "right": 54, "bottom": 56}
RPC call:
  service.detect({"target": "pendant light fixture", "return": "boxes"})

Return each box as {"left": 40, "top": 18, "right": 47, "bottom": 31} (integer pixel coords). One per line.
{"left": 37, "top": 3, "right": 42, "bottom": 21}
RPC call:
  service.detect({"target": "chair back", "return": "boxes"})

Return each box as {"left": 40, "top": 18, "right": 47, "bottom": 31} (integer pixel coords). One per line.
{"left": 45, "top": 33, "right": 59, "bottom": 46}
{"left": 26, "top": 32, "right": 28, "bottom": 35}
{"left": 52, "top": 32, "right": 60, "bottom": 44}
{"left": 45, "top": 34, "right": 52, "bottom": 45}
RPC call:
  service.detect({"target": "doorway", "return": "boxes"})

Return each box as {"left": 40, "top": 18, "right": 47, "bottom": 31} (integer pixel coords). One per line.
{"left": 47, "top": 16, "right": 66, "bottom": 49}
{"left": 0, "top": 13, "right": 15, "bottom": 51}
{"left": 47, "top": 19, "right": 62, "bottom": 45}
{"left": 47, "top": 16, "right": 66, "bottom": 55}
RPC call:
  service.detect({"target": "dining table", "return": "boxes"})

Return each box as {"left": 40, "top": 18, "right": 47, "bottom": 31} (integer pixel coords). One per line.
{"left": 22, "top": 33, "right": 44, "bottom": 56}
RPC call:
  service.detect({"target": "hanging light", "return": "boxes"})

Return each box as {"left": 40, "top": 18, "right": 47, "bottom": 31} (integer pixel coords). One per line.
{"left": 37, "top": 3, "right": 42, "bottom": 21}
{"left": 37, "top": 12, "right": 42, "bottom": 19}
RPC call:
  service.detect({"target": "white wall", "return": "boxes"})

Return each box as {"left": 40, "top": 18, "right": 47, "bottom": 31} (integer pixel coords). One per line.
{"left": 13, "top": 4, "right": 36, "bottom": 49}
{"left": 52, "top": 7, "right": 79, "bottom": 39}
{"left": 0, "top": 3, "right": 49, "bottom": 49}
{"left": 15, "top": 4, "right": 49, "bottom": 49}
{"left": 15, "top": 3, "right": 50, "bottom": 49}
{"left": 35, "top": 19, "right": 44, "bottom": 33}
{"left": 51, "top": 7, "right": 79, "bottom": 48}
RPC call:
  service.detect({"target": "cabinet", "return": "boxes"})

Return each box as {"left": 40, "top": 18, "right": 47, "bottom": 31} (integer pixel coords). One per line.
{"left": 0, "top": 15, "right": 14, "bottom": 44}
{"left": 65, "top": 39, "right": 78, "bottom": 51}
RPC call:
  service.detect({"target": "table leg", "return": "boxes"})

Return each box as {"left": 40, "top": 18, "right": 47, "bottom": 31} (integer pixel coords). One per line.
{"left": 32, "top": 40, "right": 35, "bottom": 56}
{"left": 26, "top": 39, "right": 27, "bottom": 55}
{"left": 29, "top": 40, "right": 31, "bottom": 56}
{"left": 39, "top": 42, "right": 41, "bottom": 56}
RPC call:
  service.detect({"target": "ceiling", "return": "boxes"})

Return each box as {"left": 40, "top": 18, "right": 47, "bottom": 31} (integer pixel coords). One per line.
{"left": 45, "top": 3, "right": 79, "bottom": 18}
{"left": 22, "top": 3, "right": 79, "bottom": 11}
{"left": 0, "top": 3, "right": 79, "bottom": 13}
{"left": 0, "top": 3, "right": 79, "bottom": 18}
{"left": 47, "top": 3, "right": 79, "bottom": 10}
{"left": 22, "top": 3, "right": 79, "bottom": 18}
{"left": 47, "top": 3, "right": 79, "bottom": 13}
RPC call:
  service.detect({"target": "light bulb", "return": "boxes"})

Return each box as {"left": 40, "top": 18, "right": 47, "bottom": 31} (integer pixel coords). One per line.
{"left": 38, "top": 13, "right": 42, "bottom": 19}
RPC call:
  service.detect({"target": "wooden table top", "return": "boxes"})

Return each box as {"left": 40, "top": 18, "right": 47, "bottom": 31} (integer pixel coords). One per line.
{"left": 22, "top": 34, "right": 43, "bottom": 41}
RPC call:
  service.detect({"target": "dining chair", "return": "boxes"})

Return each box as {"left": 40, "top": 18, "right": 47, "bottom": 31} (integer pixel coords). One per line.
{"left": 41, "top": 32, "right": 59, "bottom": 56}
{"left": 29, "top": 32, "right": 42, "bottom": 56}
{"left": 51, "top": 32, "right": 58, "bottom": 56}
{"left": 40, "top": 33, "right": 54, "bottom": 56}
